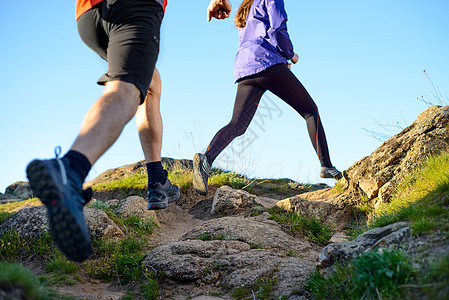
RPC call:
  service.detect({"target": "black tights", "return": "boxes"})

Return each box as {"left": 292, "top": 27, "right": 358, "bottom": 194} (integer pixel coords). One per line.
{"left": 205, "top": 63, "right": 333, "bottom": 168}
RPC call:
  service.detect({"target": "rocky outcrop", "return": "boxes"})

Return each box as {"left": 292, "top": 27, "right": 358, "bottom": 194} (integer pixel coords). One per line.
{"left": 144, "top": 240, "right": 316, "bottom": 298}
{"left": 341, "top": 105, "right": 449, "bottom": 202}
{"left": 277, "top": 105, "right": 449, "bottom": 226}
{"left": 3, "top": 106, "right": 448, "bottom": 299}
{"left": 316, "top": 222, "right": 411, "bottom": 269}
{"left": 144, "top": 214, "right": 318, "bottom": 299}
{"left": 5, "top": 182, "right": 33, "bottom": 200}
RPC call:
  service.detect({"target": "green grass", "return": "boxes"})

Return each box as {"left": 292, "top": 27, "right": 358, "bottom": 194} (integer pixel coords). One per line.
{"left": 419, "top": 253, "right": 449, "bottom": 298}
{"left": 196, "top": 232, "right": 230, "bottom": 241}
{"left": 122, "top": 215, "right": 157, "bottom": 236}
{"left": 209, "top": 169, "right": 312, "bottom": 196}
{"left": 370, "top": 152, "right": 449, "bottom": 235}
{"left": 0, "top": 211, "right": 14, "bottom": 224}
{"left": 0, "top": 262, "right": 56, "bottom": 300}
{"left": 209, "top": 169, "right": 250, "bottom": 190}
{"left": 0, "top": 198, "right": 42, "bottom": 212}
{"left": 305, "top": 249, "right": 415, "bottom": 299}
{"left": 268, "top": 207, "right": 333, "bottom": 245}
{"left": 167, "top": 166, "right": 193, "bottom": 191}
{"left": 230, "top": 276, "right": 278, "bottom": 300}
{"left": 88, "top": 162, "right": 310, "bottom": 198}
{"left": 139, "top": 270, "right": 160, "bottom": 300}
{"left": 92, "top": 167, "right": 148, "bottom": 191}
{"left": 85, "top": 236, "right": 146, "bottom": 284}
{"left": 0, "top": 230, "right": 55, "bottom": 262}
{"left": 46, "top": 252, "right": 78, "bottom": 275}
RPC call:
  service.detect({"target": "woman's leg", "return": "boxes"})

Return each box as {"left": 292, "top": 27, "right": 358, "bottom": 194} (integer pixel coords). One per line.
{"left": 257, "top": 64, "right": 333, "bottom": 168}
{"left": 205, "top": 81, "right": 266, "bottom": 165}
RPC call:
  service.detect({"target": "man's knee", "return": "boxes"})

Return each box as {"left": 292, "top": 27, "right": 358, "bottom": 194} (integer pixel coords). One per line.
{"left": 147, "top": 68, "right": 161, "bottom": 97}
{"left": 103, "top": 80, "right": 141, "bottom": 108}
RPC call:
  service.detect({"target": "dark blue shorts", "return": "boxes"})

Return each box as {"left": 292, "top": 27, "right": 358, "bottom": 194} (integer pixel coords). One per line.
{"left": 77, "top": 0, "right": 163, "bottom": 103}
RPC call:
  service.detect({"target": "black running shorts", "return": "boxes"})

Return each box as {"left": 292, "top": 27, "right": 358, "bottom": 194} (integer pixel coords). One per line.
{"left": 77, "top": 0, "right": 163, "bottom": 103}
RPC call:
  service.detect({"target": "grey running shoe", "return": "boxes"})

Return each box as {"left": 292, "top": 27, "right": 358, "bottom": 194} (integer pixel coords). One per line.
{"left": 193, "top": 153, "right": 210, "bottom": 196}
{"left": 147, "top": 171, "right": 180, "bottom": 210}
{"left": 26, "top": 147, "right": 92, "bottom": 262}
{"left": 320, "top": 166, "right": 343, "bottom": 180}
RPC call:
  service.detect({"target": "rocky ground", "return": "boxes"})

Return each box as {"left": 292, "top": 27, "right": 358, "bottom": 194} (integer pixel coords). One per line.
{"left": 2, "top": 105, "right": 449, "bottom": 299}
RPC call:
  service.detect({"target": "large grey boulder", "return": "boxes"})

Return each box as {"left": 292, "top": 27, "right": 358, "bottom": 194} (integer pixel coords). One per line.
{"left": 0, "top": 205, "right": 124, "bottom": 240}
{"left": 143, "top": 214, "right": 317, "bottom": 299}
{"left": 143, "top": 239, "right": 317, "bottom": 299}
{"left": 0, "top": 206, "right": 48, "bottom": 238}
{"left": 5, "top": 182, "right": 33, "bottom": 200}
{"left": 316, "top": 222, "right": 411, "bottom": 269}
{"left": 182, "top": 216, "right": 312, "bottom": 252}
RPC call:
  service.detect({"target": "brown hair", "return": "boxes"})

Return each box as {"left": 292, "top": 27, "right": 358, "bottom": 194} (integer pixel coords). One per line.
{"left": 234, "top": 0, "right": 255, "bottom": 28}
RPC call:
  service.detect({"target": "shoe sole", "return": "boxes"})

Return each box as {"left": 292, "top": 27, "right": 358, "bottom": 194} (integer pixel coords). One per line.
{"left": 26, "top": 160, "right": 92, "bottom": 262}
{"left": 147, "top": 201, "right": 168, "bottom": 210}
{"left": 193, "top": 153, "right": 208, "bottom": 196}
{"left": 320, "top": 171, "right": 343, "bottom": 180}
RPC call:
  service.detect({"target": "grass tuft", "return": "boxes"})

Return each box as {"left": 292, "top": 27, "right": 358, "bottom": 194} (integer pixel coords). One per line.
{"left": 370, "top": 152, "right": 449, "bottom": 235}
{"left": 0, "top": 262, "right": 54, "bottom": 300}
{"left": 268, "top": 207, "right": 333, "bottom": 245}
{"left": 85, "top": 236, "right": 146, "bottom": 284}
{"left": 305, "top": 249, "right": 414, "bottom": 299}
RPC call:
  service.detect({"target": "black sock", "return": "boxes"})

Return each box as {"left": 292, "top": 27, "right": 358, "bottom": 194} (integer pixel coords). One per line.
{"left": 146, "top": 161, "right": 166, "bottom": 185}
{"left": 63, "top": 150, "right": 91, "bottom": 183}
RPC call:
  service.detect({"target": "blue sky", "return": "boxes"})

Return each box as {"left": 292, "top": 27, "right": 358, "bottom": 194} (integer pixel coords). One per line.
{"left": 1, "top": 0, "right": 448, "bottom": 193}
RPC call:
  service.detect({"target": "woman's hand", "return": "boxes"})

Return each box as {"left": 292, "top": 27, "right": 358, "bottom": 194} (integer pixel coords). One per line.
{"left": 291, "top": 53, "right": 299, "bottom": 64}
{"left": 207, "top": 0, "right": 232, "bottom": 22}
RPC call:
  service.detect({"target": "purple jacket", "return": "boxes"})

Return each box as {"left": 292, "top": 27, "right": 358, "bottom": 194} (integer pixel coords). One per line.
{"left": 234, "top": 0, "right": 294, "bottom": 81}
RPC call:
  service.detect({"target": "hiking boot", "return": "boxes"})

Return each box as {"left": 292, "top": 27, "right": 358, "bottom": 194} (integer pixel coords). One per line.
{"left": 320, "top": 166, "right": 343, "bottom": 180}
{"left": 26, "top": 147, "right": 92, "bottom": 262}
{"left": 193, "top": 153, "right": 210, "bottom": 196}
{"left": 147, "top": 171, "right": 180, "bottom": 210}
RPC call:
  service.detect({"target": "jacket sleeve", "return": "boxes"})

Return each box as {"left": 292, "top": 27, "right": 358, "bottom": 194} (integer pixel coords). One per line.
{"left": 266, "top": 0, "right": 294, "bottom": 60}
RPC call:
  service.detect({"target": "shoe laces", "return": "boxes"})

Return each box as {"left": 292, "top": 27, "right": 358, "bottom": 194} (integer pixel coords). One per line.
{"left": 54, "top": 146, "right": 68, "bottom": 185}
{"left": 201, "top": 156, "right": 211, "bottom": 177}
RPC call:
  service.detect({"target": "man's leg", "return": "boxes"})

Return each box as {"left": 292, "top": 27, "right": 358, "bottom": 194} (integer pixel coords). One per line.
{"left": 136, "top": 68, "right": 162, "bottom": 164}
{"left": 71, "top": 80, "right": 141, "bottom": 165}
{"left": 26, "top": 80, "right": 141, "bottom": 262}
{"left": 136, "top": 68, "right": 180, "bottom": 209}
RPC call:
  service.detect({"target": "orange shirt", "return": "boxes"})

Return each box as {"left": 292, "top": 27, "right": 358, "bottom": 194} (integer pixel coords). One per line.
{"left": 75, "top": 0, "right": 167, "bottom": 21}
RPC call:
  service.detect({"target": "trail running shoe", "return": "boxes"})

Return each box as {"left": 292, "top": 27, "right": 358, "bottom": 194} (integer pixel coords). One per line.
{"left": 193, "top": 153, "right": 210, "bottom": 196}
{"left": 26, "top": 147, "right": 92, "bottom": 262}
{"left": 320, "top": 166, "right": 343, "bottom": 180}
{"left": 147, "top": 171, "right": 180, "bottom": 210}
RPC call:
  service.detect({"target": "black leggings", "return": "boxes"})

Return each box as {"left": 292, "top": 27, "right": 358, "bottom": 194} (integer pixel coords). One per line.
{"left": 205, "top": 63, "right": 333, "bottom": 168}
